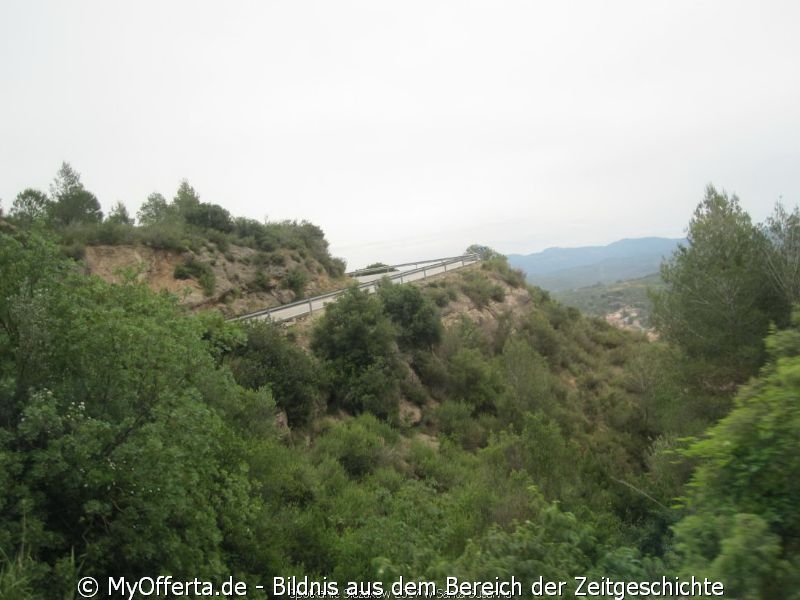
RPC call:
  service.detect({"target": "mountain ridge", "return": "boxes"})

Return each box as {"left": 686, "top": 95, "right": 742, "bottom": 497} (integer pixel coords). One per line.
{"left": 507, "top": 236, "right": 683, "bottom": 291}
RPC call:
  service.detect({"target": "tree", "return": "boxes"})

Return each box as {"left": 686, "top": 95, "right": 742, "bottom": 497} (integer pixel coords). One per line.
{"left": 466, "top": 243, "right": 502, "bottom": 260}
{"left": 228, "top": 321, "right": 323, "bottom": 426}
{"left": 10, "top": 188, "right": 52, "bottom": 223}
{"left": 311, "top": 286, "right": 400, "bottom": 418}
{"left": 48, "top": 163, "right": 103, "bottom": 225}
{"left": 761, "top": 201, "right": 800, "bottom": 307}
{"left": 651, "top": 185, "right": 784, "bottom": 381}
{"left": 185, "top": 202, "right": 234, "bottom": 232}
{"left": 377, "top": 280, "right": 442, "bottom": 350}
{"left": 671, "top": 318, "right": 800, "bottom": 596}
{"left": 173, "top": 179, "right": 201, "bottom": 217}
{"left": 49, "top": 161, "right": 83, "bottom": 200}
{"left": 50, "top": 188, "right": 103, "bottom": 225}
{"left": 136, "top": 192, "right": 171, "bottom": 225}
{"left": 0, "top": 229, "right": 267, "bottom": 595}
{"left": 106, "top": 201, "right": 133, "bottom": 225}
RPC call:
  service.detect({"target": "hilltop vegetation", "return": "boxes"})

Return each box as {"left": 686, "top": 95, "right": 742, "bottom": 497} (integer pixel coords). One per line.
{"left": 7, "top": 163, "right": 348, "bottom": 315}
{"left": 1, "top": 176, "right": 799, "bottom": 598}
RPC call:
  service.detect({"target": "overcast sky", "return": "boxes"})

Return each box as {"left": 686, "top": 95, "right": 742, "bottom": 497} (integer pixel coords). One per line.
{"left": 1, "top": 1, "right": 799, "bottom": 269}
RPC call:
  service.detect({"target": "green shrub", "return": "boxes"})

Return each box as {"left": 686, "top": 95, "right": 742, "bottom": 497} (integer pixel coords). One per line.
{"left": 174, "top": 257, "right": 216, "bottom": 296}
{"left": 174, "top": 263, "right": 192, "bottom": 280}
{"left": 324, "top": 256, "right": 347, "bottom": 278}
{"left": 138, "top": 222, "right": 190, "bottom": 251}
{"left": 253, "top": 251, "right": 287, "bottom": 268}
{"left": 435, "top": 400, "right": 488, "bottom": 450}
{"left": 378, "top": 280, "right": 442, "bottom": 350}
{"left": 205, "top": 228, "right": 230, "bottom": 252}
{"left": 400, "top": 378, "right": 428, "bottom": 407}
{"left": 198, "top": 271, "right": 215, "bottom": 296}
{"left": 446, "top": 347, "right": 506, "bottom": 414}
{"left": 250, "top": 270, "right": 274, "bottom": 293}
{"left": 313, "top": 414, "right": 395, "bottom": 478}
{"left": 228, "top": 320, "right": 323, "bottom": 426}
{"left": 285, "top": 267, "right": 308, "bottom": 298}
{"left": 311, "top": 286, "right": 401, "bottom": 419}
{"left": 411, "top": 351, "right": 449, "bottom": 397}
{"left": 61, "top": 241, "right": 85, "bottom": 261}
{"left": 483, "top": 257, "right": 527, "bottom": 288}
{"left": 460, "top": 271, "right": 504, "bottom": 308}
{"left": 424, "top": 282, "right": 460, "bottom": 307}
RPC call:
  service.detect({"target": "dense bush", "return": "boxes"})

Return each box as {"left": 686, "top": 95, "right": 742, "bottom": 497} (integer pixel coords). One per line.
{"left": 482, "top": 256, "right": 527, "bottom": 288}
{"left": 0, "top": 231, "right": 267, "bottom": 597}
{"left": 228, "top": 321, "right": 323, "bottom": 426}
{"left": 311, "top": 286, "right": 400, "bottom": 418}
{"left": 460, "top": 270, "right": 505, "bottom": 307}
{"left": 424, "top": 282, "right": 458, "bottom": 307}
{"left": 174, "top": 257, "right": 216, "bottom": 296}
{"left": 377, "top": 280, "right": 442, "bottom": 350}
{"left": 446, "top": 347, "right": 506, "bottom": 414}
{"left": 313, "top": 414, "right": 397, "bottom": 478}
{"left": 285, "top": 267, "right": 309, "bottom": 298}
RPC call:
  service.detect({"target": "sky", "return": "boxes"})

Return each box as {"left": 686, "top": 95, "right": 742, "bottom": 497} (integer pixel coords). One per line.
{"left": 1, "top": 1, "right": 799, "bottom": 269}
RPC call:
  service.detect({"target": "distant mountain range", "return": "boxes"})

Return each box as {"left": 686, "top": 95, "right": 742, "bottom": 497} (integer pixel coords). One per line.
{"left": 507, "top": 237, "right": 684, "bottom": 292}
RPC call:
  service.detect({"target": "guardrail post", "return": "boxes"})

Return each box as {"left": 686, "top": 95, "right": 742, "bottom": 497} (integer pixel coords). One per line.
{"left": 308, "top": 299, "right": 313, "bottom": 313}
{"left": 423, "top": 267, "right": 427, "bottom": 279}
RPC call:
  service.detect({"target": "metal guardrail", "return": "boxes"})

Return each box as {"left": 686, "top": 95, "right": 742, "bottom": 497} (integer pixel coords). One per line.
{"left": 346, "top": 255, "right": 481, "bottom": 277}
{"left": 233, "top": 253, "right": 480, "bottom": 323}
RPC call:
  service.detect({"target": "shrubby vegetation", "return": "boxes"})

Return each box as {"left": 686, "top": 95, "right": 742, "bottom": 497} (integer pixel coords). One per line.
{"left": 6, "top": 163, "right": 347, "bottom": 300}
{"left": 174, "top": 256, "right": 216, "bottom": 295}
{"left": 1, "top": 180, "right": 799, "bottom": 598}
{"left": 554, "top": 273, "right": 662, "bottom": 327}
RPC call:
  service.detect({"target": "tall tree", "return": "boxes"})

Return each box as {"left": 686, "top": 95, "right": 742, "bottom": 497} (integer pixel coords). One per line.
{"left": 136, "top": 192, "right": 171, "bottom": 225}
{"left": 48, "top": 162, "right": 103, "bottom": 225}
{"left": 106, "top": 201, "right": 134, "bottom": 225}
{"left": 50, "top": 188, "right": 103, "bottom": 225}
{"left": 49, "top": 161, "right": 83, "bottom": 200}
{"left": 651, "top": 185, "right": 784, "bottom": 381}
{"left": 173, "top": 179, "right": 201, "bottom": 217}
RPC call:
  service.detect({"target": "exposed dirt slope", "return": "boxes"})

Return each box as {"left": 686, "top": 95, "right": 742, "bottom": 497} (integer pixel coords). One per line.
{"left": 83, "top": 243, "right": 349, "bottom": 317}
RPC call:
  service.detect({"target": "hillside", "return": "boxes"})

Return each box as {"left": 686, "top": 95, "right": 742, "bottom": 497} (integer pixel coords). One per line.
{"left": 4, "top": 178, "right": 798, "bottom": 596}
{"left": 81, "top": 241, "right": 349, "bottom": 317}
{"left": 508, "top": 237, "right": 682, "bottom": 291}
{"left": 5, "top": 173, "right": 352, "bottom": 317}
{"left": 3, "top": 225, "right": 683, "bottom": 594}
{"left": 554, "top": 273, "right": 663, "bottom": 333}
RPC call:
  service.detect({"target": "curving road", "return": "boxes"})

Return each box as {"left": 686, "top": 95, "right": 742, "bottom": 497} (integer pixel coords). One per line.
{"left": 233, "top": 254, "right": 480, "bottom": 323}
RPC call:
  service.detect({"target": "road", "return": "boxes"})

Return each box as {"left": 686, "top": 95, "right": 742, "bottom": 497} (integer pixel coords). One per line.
{"left": 233, "top": 254, "right": 479, "bottom": 323}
